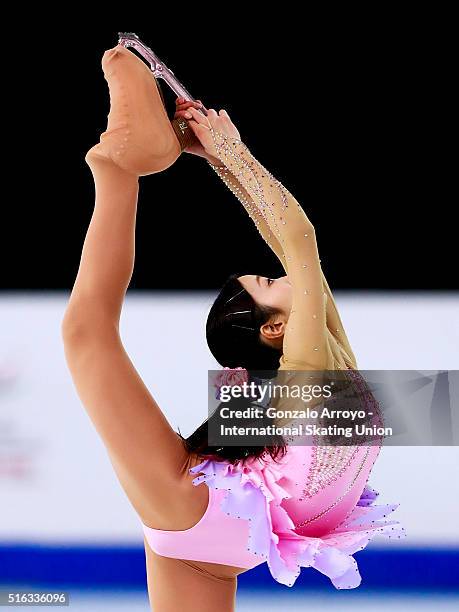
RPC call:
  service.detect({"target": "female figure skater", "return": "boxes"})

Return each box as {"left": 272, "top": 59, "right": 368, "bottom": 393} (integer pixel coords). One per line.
{"left": 62, "top": 43, "right": 404, "bottom": 612}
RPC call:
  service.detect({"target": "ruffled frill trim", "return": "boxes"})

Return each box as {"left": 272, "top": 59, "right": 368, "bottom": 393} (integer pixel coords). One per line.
{"left": 189, "top": 455, "right": 406, "bottom": 589}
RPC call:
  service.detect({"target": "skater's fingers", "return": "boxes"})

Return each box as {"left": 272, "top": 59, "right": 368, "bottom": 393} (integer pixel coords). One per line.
{"left": 218, "top": 108, "right": 241, "bottom": 135}
{"left": 174, "top": 109, "right": 194, "bottom": 120}
{"left": 209, "top": 109, "right": 231, "bottom": 133}
{"left": 176, "top": 108, "right": 194, "bottom": 118}
{"left": 202, "top": 108, "right": 222, "bottom": 131}
{"left": 187, "top": 106, "right": 212, "bottom": 128}
{"left": 186, "top": 120, "right": 211, "bottom": 146}
{"left": 196, "top": 99, "right": 208, "bottom": 111}
{"left": 218, "top": 109, "right": 233, "bottom": 126}
{"left": 176, "top": 96, "right": 203, "bottom": 107}
{"left": 207, "top": 108, "right": 219, "bottom": 121}
{"left": 176, "top": 100, "right": 202, "bottom": 112}
{"left": 219, "top": 109, "right": 231, "bottom": 120}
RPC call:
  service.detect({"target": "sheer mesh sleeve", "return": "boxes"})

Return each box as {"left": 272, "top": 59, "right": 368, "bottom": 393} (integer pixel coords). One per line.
{"left": 207, "top": 129, "right": 333, "bottom": 370}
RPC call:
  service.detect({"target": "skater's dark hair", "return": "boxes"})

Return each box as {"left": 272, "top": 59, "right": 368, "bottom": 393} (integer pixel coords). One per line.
{"left": 206, "top": 272, "right": 282, "bottom": 370}
{"left": 177, "top": 273, "right": 286, "bottom": 464}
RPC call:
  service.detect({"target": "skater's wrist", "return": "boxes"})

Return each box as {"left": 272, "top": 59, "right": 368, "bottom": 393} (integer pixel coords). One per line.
{"left": 205, "top": 154, "right": 226, "bottom": 168}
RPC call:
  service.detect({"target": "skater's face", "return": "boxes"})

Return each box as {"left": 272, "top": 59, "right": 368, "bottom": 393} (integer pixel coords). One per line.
{"left": 237, "top": 275, "right": 292, "bottom": 348}
{"left": 238, "top": 275, "right": 292, "bottom": 317}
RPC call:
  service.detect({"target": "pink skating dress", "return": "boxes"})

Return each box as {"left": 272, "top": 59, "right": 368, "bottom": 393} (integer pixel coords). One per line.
{"left": 142, "top": 130, "right": 406, "bottom": 588}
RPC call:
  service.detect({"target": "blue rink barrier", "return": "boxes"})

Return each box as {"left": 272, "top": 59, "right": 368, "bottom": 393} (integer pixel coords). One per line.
{"left": 0, "top": 545, "right": 458, "bottom": 592}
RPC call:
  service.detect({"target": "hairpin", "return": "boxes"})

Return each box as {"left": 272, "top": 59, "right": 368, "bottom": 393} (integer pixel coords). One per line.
{"left": 224, "top": 310, "right": 251, "bottom": 317}
{"left": 224, "top": 288, "right": 245, "bottom": 304}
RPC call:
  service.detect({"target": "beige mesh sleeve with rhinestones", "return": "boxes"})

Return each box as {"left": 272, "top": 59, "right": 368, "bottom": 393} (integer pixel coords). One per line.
{"left": 206, "top": 129, "right": 337, "bottom": 370}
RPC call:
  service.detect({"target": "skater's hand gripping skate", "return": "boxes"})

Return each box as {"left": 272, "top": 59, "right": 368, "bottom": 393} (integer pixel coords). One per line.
{"left": 174, "top": 97, "right": 216, "bottom": 162}
{"left": 179, "top": 103, "right": 241, "bottom": 164}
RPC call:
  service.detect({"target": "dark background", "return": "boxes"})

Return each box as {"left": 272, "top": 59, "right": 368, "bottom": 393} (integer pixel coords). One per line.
{"left": 3, "top": 21, "right": 453, "bottom": 291}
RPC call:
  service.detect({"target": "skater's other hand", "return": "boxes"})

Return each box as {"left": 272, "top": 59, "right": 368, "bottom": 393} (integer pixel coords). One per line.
{"left": 182, "top": 104, "right": 241, "bottom": 163}
{"left": 174, "top": 97, "right": 217, "bottom": 162}
{"left": 174, "top": 97, "right": 206, "bottom": 117}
